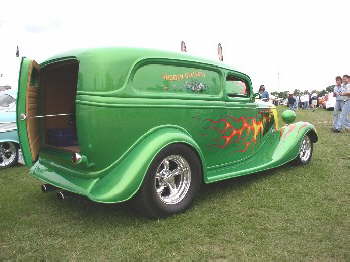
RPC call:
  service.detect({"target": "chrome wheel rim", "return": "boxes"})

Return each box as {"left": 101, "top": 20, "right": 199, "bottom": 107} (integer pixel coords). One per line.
{"left": 0, "top": 142, "right": 17, "bottom": 167}
{"left": 154, "top": 155, "right": 191, "bottom": 205}
{"left": 300, "top": 136, "right": 312, "bottom": 162}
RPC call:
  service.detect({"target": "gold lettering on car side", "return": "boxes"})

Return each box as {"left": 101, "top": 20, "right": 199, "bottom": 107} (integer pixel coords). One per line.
{"left": 162, "top": 71, "right": 206, "bottom": 81}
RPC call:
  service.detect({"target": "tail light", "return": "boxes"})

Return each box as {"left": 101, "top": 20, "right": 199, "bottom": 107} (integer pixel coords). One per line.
{"left": 72, "top": 152, "right": 82, "bottom": 164}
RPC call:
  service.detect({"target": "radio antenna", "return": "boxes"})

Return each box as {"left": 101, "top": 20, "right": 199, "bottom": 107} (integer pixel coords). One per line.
{"left": 181, "top": 41, "right": 187, "bottom": 52}
{"left": 218, "top": 43, "right": 223, "bottom": 61}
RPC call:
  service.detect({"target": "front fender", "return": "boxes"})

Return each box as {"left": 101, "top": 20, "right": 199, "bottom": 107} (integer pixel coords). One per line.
{"left": 273, "top": 121, "right": 318, "bottom": 163}
{"left": 88, "top": 125, "right": 205, "bottom": 203}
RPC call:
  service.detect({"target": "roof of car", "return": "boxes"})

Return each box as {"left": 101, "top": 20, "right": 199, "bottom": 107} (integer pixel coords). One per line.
{"left": 41, "top": 47, "right": 248, "bottom": 78}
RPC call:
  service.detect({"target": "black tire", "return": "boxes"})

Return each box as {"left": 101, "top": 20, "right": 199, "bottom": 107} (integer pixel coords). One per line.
{"left": 0, "top": 142, "right": 19, "bottom": 169}
{"left": 132, "top": 144, "right": 202, "bottom": 218}
{"left": 293, "top": 134, "right": 313, "bottom": 165}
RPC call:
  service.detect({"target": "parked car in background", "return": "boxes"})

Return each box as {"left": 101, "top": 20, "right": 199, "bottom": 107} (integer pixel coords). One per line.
{"left": 0, "top": 92, "right": 19, "bottom": 168}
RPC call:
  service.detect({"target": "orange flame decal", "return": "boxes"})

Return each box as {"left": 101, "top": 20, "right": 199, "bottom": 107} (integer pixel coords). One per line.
{"left": 207, "top": 111, "right": 275, "bottom": 152}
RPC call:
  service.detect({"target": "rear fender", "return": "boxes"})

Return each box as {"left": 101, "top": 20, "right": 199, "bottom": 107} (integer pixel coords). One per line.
{"left": 88, "top": 125, "right": 205, "bottom": 203}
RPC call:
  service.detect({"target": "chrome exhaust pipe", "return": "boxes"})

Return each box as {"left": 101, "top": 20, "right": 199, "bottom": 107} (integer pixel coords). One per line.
{"left": 56, "top": 191, "right": 65, "bottom": 200}
{"left": 41, "top": 184, "right": 57, "bottom": 193}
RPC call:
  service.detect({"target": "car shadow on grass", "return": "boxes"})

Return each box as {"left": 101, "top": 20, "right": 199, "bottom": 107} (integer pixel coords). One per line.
{"left": 47, "top": 163, "right": 296, "bottom": 223}
{"left": 198, "top": 163, "right": 297, "bottom": 200}
{"left": 51, "top": 193, "right": 142, "bottom": 222}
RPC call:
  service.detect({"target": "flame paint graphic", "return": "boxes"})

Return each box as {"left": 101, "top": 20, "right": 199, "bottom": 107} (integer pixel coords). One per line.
{"left": 206, "top": 111, "right": 275, "bottom": 152}
{"left": 281, "top": 124, "right": 297, "bottom": 140}
{"left": 281, "top": 123, "right": 309, "bottom": 140}
{"left": 297, "top": 123, "right": 309, "bottom": 136}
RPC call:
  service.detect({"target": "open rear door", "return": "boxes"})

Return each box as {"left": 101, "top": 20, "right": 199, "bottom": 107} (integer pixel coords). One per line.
{"left": 17, "top": 58, "right": 40, "bottom": 167}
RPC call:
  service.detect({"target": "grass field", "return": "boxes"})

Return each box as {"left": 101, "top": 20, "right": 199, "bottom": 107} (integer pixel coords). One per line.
{"left": 0, "top": 107, "right": 349, "bottom": 261}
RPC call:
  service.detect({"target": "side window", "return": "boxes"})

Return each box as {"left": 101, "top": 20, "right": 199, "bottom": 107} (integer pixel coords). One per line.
{"left": 132, "top": 63, "right": 221, "bottom": 97}
{"left": 225, "top": 74, "right": 249, "bottom": 98}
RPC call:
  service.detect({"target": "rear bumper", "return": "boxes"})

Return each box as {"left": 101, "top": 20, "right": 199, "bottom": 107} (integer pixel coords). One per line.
{"left": 30, "top": 159, "right": 98, "bottom": 199}
{"left": 29, "top": 152, "right": 146, "bottom": 204}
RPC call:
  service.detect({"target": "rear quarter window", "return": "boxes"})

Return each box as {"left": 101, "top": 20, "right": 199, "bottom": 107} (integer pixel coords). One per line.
{"left": 132, "top": 63, "right": 221, "bottom": 98}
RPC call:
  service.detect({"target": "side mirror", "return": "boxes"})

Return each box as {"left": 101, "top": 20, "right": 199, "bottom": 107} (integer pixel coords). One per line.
{"left": 254, "top": 93, "right": 261, "bottom": 99}
{"left": 281, "top": 110, "right": 296, "bottom": 124}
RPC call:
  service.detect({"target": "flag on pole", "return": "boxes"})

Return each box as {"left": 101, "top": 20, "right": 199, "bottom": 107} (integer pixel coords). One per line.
{"left": 16, "top": 46, "right": 19, "bottom": 57}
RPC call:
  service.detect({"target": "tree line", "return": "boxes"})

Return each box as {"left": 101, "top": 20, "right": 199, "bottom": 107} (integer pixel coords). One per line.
{"left": 271, "top": 85, "right": 334, "bottom": 99}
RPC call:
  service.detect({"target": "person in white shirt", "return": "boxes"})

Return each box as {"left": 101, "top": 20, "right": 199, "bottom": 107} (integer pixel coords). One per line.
{"left": 300, "top": 93, "right": 309, "bottom": 109}
{"left": 295, "top": 95, "right": 300, "bottom": 109}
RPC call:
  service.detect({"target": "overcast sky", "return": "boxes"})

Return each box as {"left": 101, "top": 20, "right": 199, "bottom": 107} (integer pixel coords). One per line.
{"left": 1, "top": 0, "right": 349, "bottom": 95}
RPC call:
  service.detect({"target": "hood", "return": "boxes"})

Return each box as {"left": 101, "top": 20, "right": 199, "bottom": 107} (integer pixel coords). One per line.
{"left": 256, "top": 99, "right": 275, "bottom": 109}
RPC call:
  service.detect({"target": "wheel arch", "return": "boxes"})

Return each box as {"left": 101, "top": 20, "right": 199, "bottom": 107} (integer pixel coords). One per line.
{"left": 88, "top": 125, "right": 207, "bottom": 203}
{"left": 0, "top": 139, "right": 19, "bottom": 144}
{"left": 306, "top": 129, "right": 318, "bottom": 143}
{"left": 273, "top": 121, "right": 317, "bottom": 165}
{"left": 171, "top": 142, "right": 205, "bottom": 184}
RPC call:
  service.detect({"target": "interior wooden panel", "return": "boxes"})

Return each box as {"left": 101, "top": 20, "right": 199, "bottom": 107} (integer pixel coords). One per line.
{"left": 24, "top": 59, "right": 79, "bottom": 155}
{"left": 41, "top": 61, "right": 79, "bottom": 130}
{"left": 26, "top": 61, "right": 40, "bottom": 161}
{"left": 37, "top": 59, "right": 80, "bottom": 151}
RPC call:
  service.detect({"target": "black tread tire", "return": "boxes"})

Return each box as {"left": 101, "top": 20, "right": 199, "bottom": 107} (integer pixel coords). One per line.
{"left": 293, "top": 134, "right": 313, "bottom": 165}
{"left": 0, "top": 142, "right": 19, "bottom": 169}
{"left": 132, "top": 144, "right": 202, "bottom": 218}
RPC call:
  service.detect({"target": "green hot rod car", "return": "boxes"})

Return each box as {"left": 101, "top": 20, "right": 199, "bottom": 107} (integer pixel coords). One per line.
{"left": 17, "top": 47, "right": 317, "bottom": 217}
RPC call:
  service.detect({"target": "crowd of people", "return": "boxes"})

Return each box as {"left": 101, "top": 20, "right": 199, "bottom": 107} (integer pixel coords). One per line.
{"left": 286, "top": 75, "right": 350, "bottom": 132}
{"left": 259, "top": 75, "right": 350, "bottom": 133}
{"left": 287, "top": 91, "right": 319, "bottom": 111}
